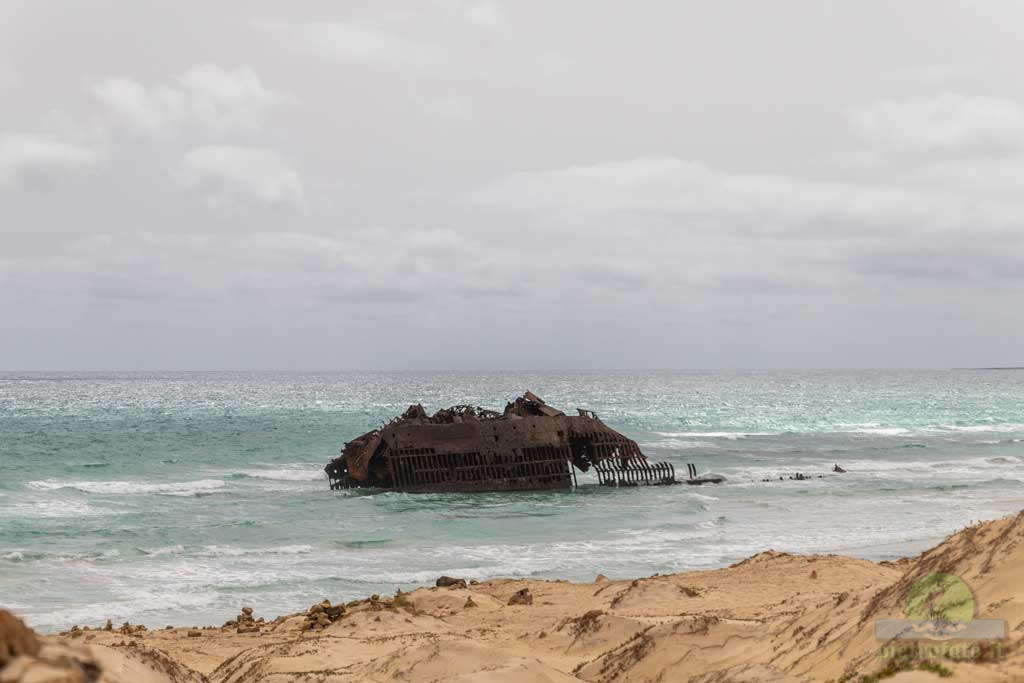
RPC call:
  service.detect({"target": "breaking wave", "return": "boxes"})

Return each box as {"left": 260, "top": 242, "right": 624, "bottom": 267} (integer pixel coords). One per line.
{"left": 139, "top": 544, "right": 315, "bottom": 558}
{"left": 25, "top": 479, "right": 227, "bottom": 497}
{"left": 235, "top": 468, "right": 325, "bottom": 482}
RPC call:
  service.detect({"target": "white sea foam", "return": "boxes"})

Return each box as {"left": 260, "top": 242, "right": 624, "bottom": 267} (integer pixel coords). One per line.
{"left": 652, "top": 431, "right": 773, "bottom": 439}
{"left": 1, "top": 548, "right": 121, "bottom": 563}
{"left": 26, "top": 479, "right": 227, "bottom": 496}
{"left": 938, "top": 423, "right": 1024, "bottom": 433}
{"left": 0, "top": 500, "right": 107, "bottom": 518}
{"left": 26, "top": 587, "right": 218, "bottom": 633}
{"left": 140, "top": 544, "right": 315, "bottom": 558}
{"left": 245, "top": 468, "right": 325, "bottom": 482}
{"left": 845, "top": 427, "right": 913, "bottom": 436}
{"left": 202, "top": 544, "right": 314, "bottom": 557}
{"left": 640, "top": 439, "right": 716, "bottom": 449}
{"left": 656, "top": 424, "right": 1024, "bottom": 438}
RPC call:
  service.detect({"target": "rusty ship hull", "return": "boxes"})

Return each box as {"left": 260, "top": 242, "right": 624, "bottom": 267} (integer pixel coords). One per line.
{"left": 324, "top": 392, "right": 677, "bottom": 493}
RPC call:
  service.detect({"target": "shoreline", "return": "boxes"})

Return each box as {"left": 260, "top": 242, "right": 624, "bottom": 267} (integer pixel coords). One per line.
{"left": 15, "top": 526, "right": 956, "bottom": 637}
{"left": 4, "top": 510, "right": 1024, "bottom": 682}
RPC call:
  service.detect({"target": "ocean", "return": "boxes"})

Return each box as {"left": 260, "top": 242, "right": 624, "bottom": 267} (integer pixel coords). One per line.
{"left": 2, "top": 370, "right": 1023, "bottom": 633}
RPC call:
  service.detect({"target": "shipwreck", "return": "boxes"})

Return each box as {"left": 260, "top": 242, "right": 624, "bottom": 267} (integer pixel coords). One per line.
{"left": 324, "top": 392, "right": 690, "bottom": 493}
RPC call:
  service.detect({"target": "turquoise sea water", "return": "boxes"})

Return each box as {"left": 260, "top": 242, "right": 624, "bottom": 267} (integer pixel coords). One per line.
{"left": 2, "top": 370, "right": 1024, "bottom": 632}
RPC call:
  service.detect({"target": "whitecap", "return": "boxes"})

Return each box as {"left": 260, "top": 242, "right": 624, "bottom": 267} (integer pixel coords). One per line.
{"left": 196, "top": 544, "right": 314, "bottom": 558}
{"left": 139, "top": 544, "right": 315, "bottom": 558}
{"left": 653, "top": 431, "right": 774, "bottom": 439}
{"left": 0, "top": 500, "right": 107, "bottom": 518}
{"left": 689, "top": 493, "right": 719, "bottom": 502}
{"left": 844, "top": 427, "right": 912, "bottom": 436}
{"left": 640, "top": 439, "right": 716, "bottom": 449}
{"left": 245, "top": 468, "right": 325, "bottom": 482}
{"left": 934, "top": 423, "right": 1024, "bottom": 434}
{"left": 25, "top": 479, "right": 227, "bottom": 496}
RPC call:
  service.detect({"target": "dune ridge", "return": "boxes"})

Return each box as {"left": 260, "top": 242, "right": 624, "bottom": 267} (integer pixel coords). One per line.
{"left": 4, "top": 511, "right": 1024, "bottom": 682}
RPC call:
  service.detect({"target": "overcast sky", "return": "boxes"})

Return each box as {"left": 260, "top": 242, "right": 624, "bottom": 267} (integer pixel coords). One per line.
{"left": 2, "top": 1, "right": 1024, "bottom": 370}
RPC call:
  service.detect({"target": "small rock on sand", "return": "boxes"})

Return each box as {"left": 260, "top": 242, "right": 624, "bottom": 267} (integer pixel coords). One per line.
{"left": 595, "top": 574, "right": 609, "bottom": 583}
{"left": 187, "top": 630, "right": 202, "bottom": 638}
{"left": 507, "top": 588, "right": 533, "bottom": 606}
{"left": 435, "top": 576, "right": 467, "bottom": 589}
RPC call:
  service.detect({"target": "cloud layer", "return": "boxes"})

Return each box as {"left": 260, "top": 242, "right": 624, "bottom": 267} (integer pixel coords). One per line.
{"left": 3, "top": 2, "right": 1024, "bottom": 369}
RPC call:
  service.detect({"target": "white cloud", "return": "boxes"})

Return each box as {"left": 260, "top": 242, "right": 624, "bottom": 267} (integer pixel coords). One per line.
{"left": 182, "top": 145, "right": 303, "bottom": 208}
{"left": 0, "top": 133, "right": 104, "bottom": 190}
{"left": 94, "top": 64, "right": 288, "bottom": 133}
{"left": 254, "top": 19, "right": 447, "bottom": 71}
{"left": 852, "top": 94, "right": 1024, "bottom": 159}
{"left": 467, "top": 2, "right": 502, "bottom": 28}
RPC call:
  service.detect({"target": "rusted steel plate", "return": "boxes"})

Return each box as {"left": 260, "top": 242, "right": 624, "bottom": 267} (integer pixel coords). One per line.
{"left": 324, "top": 392, "right": 677, "bottom": 493}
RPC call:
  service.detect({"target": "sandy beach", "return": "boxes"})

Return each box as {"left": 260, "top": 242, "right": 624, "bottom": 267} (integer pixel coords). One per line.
{"left": 3, "top": 510, "right": 1023, "bottom": 683}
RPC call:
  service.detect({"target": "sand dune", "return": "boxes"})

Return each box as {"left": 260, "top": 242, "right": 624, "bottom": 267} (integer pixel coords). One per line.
{"left": 4, "top": 511, "right": 1024, "bottom": 682}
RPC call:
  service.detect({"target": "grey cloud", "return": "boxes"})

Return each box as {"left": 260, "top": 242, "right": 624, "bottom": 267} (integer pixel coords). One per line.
{"left": 575, "top": 264, "right": 649, "bottom": 291}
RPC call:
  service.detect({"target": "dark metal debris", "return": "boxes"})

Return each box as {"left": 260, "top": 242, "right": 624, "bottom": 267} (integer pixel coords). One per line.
{"left": 324, "top": 391, "right": 683, "bottom": 493}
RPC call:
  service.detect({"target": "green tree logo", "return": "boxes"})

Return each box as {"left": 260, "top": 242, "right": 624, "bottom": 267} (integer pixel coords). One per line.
{"left": 905, "top": 573, "right": 975, "bottom": 623}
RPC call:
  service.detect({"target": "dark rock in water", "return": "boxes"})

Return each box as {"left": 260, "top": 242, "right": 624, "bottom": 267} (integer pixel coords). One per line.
{"left": 507, "top": 588, "right": 533, "bottom": 606}
{"left": 689, "top": 473, "right": 726, "bottom": 484}
{"left": 436, "top": 576, "right": 467, "bottom": 589}
{"left": 241, "top": 606, "right": 253, "bottom": 616}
